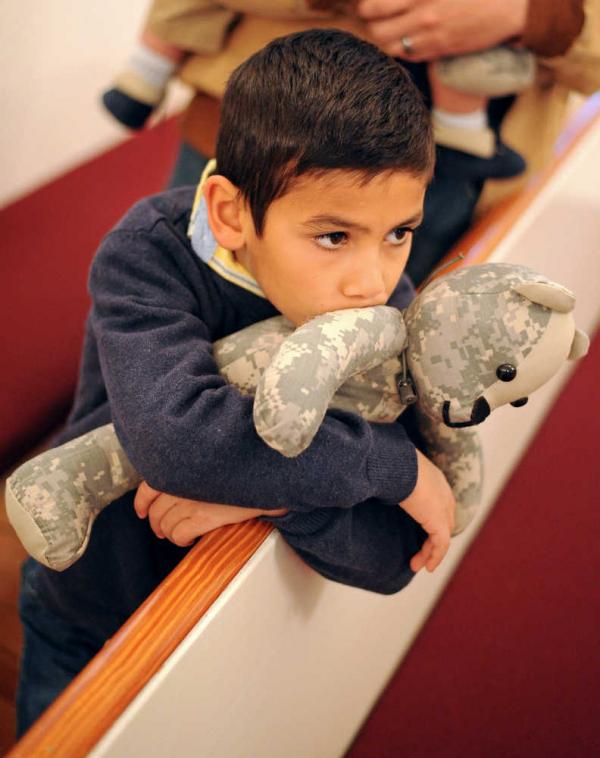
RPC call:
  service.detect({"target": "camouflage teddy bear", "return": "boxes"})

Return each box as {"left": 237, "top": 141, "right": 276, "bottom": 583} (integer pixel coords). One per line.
{"left": 5, "top": 263, "right": 589, "bottom": 571}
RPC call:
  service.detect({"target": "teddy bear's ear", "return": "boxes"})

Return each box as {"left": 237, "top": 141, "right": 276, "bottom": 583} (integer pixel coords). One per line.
{"left": 513, "top": 281, "right": 575, "bottom": 313}
{"left": 568, "top": 328, "right": 590, "bottom": 360}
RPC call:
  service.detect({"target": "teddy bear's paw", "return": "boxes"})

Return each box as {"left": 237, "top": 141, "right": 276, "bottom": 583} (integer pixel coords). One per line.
{"left": 5, "top": 424, "right": 141, "bottom": 570}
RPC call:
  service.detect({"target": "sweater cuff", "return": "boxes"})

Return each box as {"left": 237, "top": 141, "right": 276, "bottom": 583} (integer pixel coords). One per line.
{"left": 262, "top": 508, "right": 334, "bottom": 536}
{"left": 522, "top": 0, "right": 584, "bottom": 57}
{"left": 367, "top": 423, "right": 418, "bottom": 503}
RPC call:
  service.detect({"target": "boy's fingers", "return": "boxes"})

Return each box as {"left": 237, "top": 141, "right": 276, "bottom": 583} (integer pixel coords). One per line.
{"left": 148, "top": 494, "right": 181, "bottom": 538}
{"left": 425, "top": 530, "right": 450, "bottom": 572}
{"left": 134, "top": 481, "right": 161, "bottom": 518}
{"left": 159, "top": 501, "right": 199, "bottom": 539}
{"left": 410, "top": 537, "right": 433, "bottom": 572}
{"left": 171, "top": 520, "right": 202, "bottom": 547}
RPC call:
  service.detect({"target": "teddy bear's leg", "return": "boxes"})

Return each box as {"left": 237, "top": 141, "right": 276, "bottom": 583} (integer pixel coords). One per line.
{"left": 415, "top": 407, "right": 483, "bottom": 534}
{"left": 5, "top": 424, "right": 141, "bottom": 571}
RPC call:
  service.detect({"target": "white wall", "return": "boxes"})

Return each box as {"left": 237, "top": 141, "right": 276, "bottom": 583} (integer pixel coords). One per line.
{"left": 0, "top": 0, "right": 189, "bottom": 207}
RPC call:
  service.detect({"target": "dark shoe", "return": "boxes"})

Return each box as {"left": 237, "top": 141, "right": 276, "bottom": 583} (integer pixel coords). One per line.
{"left": 435, "top": 141, "right": 527, "bottom": 181}
{"left": 101, "top": 88, "right": 154, "bottom": 130}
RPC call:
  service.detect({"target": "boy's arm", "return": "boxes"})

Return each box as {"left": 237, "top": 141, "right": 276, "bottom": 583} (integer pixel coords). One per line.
{"left": 90, "top": 227, "right": 417, "bottom": 513}
{"left": 266, "top": 500, "right": 428, "bottom": 594}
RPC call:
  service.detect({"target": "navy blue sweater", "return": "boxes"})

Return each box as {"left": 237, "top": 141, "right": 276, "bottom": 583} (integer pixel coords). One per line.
{"left": 32, "top": 187, "right": 425, "bottom": 640}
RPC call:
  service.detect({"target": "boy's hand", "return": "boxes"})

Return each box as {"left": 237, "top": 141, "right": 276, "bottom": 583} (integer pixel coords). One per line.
{"left": 134, "top": 482, "right": 287, "bottom": 547}
{"left": 400, "top": 449, "right": 456, "bottom": 573}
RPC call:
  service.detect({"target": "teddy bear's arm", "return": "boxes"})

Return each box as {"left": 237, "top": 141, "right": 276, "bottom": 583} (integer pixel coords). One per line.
{"left": 254, "top": 306, "right": 407, "bottom": 456}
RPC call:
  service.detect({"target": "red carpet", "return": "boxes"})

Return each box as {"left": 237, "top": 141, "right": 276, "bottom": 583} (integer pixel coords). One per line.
{"left": 348, "top": 331, "right": 600, "bottom": 757}
{"left": 0, "top": 117, "right": 181, "bottom": 470}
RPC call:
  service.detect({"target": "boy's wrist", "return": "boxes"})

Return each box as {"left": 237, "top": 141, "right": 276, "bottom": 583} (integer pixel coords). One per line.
{"left": 367, "top": 423, "right": 418, "bottom": 503}
{"left": 261, "top": 508, "right": 334, "bottom": 536}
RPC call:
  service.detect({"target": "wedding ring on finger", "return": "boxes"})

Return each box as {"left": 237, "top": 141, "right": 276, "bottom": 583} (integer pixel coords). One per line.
{"left": 401, "top": 35, "right": 414, "bottom": 55}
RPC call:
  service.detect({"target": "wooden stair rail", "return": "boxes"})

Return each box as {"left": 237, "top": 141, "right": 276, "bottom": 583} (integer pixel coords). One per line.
{"left": 9, "top": 92, "right": 600, "bottom": 758}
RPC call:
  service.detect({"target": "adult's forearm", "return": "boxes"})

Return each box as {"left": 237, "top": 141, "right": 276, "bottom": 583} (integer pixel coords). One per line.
{"left": 522, "top": 0, "right": 585, "bottom": 57}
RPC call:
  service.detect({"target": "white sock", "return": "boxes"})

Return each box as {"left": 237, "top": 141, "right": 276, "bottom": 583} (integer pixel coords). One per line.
{"left": 432, "top": 108, "right": 488, "bottom": 132}
{"left": 128, "top": 43, "right": 178, "bottom": 91}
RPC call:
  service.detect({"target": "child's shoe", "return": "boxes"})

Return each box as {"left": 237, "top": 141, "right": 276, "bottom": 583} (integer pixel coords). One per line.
{"left": 101, "top": 43, "right": 178, "bottom": 129}
{"left": 435, "top": 141, "right": 527, "bottom": 181}
{"left": 102, "top": 86, "right": 158, "bottom": 130}
{"left": 432, "top": 113, "right": 526, "bottom": 180}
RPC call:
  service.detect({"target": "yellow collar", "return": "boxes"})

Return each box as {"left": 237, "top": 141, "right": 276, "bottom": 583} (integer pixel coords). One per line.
{"left": 188, "top": 159, "right": 265, "bottom": 298}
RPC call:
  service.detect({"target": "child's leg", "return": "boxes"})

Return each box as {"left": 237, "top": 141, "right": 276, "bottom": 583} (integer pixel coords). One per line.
{"left": 102, "top": 29, "right": 185, "bottom": 130}
{"left": 15, "top": 489, "right": 185, "bottom": 734}
{"left": 429, "top": 67, "right": 494, "bottom": 157}
{"left": 428, "top": 62, "right": 526, "bottom": 179}
{"left": 16, "top": 558, "right": 107, "bottom": 736}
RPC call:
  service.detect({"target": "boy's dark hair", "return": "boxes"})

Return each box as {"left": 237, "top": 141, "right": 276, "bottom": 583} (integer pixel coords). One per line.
{"left": 216, "top": 28, "right": 434, "bottom": 235}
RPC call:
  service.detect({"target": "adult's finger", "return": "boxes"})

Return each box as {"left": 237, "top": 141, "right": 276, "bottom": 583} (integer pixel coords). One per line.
{"left": 364, "top": 12, "right": 422, "bottom": 48}
{"left": 357, "top": 0, "right": 416, "bottom": 21}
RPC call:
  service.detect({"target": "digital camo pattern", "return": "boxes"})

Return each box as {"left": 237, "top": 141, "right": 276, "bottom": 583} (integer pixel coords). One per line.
{"left": 415, "top": 407, "right": 483, "bottom": 535}
{"left": 405, "top": 263, "right": 556, "bottom": 423}
{"left": 253, "top": 307, "right": 407, "bottom": 456}
{"left": 5, "top": 424, "right": 140, "bottom": 571}
{"left": 214, "top": 316, "right": 294, "bottom": 394}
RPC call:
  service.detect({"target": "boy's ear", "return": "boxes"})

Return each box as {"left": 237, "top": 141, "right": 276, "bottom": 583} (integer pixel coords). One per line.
{"left": 203, "top": 175, "right": 248, "bottom": 250}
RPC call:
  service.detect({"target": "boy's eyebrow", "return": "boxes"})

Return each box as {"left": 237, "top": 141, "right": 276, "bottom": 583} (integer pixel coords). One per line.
{"left": 301, "top": 212, "right": 424, "bottom": 232}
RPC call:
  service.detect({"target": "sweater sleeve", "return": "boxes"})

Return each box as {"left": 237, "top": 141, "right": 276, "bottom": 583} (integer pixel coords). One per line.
{"left": 90, "top": 228, "right": 417, "bottom": 512}
{"left": 263, "top": 498, "right": 427, "bottom": 594}
{"left": 521, "top": 0, "right": 585, "bottom": 57}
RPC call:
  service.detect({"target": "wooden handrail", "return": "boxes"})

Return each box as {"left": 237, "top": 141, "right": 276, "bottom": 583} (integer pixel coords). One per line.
{"left": 9, "top": 91, "right": 600, "bottom": 758}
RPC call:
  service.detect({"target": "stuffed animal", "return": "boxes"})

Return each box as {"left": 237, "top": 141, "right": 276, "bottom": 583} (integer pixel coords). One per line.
{"left": 5, "top": 263, "right": 589, "bottom": 571}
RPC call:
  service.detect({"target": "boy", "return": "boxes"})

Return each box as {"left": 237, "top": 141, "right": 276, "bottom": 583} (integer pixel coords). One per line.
{"left": 17, "top": 29, "right": 455, "bottom": 734}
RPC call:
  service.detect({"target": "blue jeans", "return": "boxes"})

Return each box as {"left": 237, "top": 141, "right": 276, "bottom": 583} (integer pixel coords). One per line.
{"left": 16, "top": 559, "right": 107, "bottom": 737}
{"left": 406, "top": 169, "right": 483, "bottom": 286}
{"left": 167, "top": 141, "right": 209, "bottom": 189}
{"left": 15, "top": 488, "right": 187, "bottom": 737}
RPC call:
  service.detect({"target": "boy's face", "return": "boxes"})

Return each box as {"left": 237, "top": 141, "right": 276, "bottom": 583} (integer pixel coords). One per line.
{"left": 235, "top": 169, "right": 427, "bottom": 326}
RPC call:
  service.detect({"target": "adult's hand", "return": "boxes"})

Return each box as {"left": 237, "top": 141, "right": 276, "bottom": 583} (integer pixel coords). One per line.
{"left": 357, "top": 0, "right": 529, "bottom": 61}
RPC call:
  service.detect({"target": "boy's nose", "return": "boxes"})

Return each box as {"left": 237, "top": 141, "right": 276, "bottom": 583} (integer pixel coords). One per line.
{"left": 341, "top": 253, "right": 387, "bottom": 302}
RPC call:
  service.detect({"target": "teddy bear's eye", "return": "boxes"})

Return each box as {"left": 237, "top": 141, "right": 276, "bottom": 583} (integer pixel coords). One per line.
{"left": 496, "top": 363, "right": 517, "bottom": 382}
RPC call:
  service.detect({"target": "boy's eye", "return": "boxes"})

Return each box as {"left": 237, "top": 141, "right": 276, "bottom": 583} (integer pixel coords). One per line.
{"left": 315, "top": 231, "right": 348, "bottom": 249}
{"left": 386, "top": 227, "right": 412, "bottom": 245}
